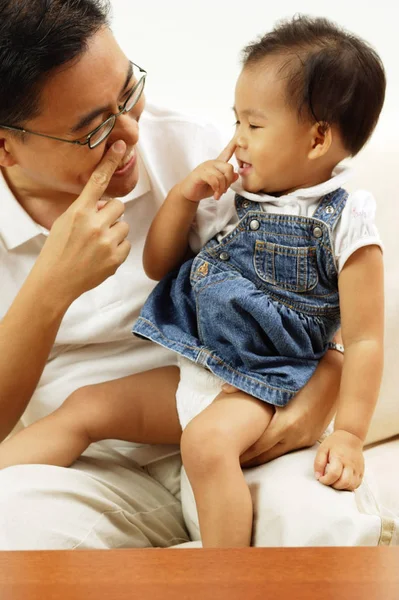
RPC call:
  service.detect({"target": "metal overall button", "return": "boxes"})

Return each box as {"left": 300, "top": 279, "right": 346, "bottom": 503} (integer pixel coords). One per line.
{"left": 219, "top": 251, "right": 230, "bottom": 261}
{"left": 242, "top": 200, "right": 251, "bottom": 209}
{"left": 249, "top": 219, "right": 260, "bottom": 231}
{"left": 313, "top": 226, "right": 323, "bottom": 239}
{"left": 325, "top": 205, "right": 335, "bottom": 214}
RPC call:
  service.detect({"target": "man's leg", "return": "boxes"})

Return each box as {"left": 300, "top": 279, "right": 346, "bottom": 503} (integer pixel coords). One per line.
{"left": 181, "top": 440, "right": 392, "bottom": 546}
{"left": 0, "top": 442, "right": 189, "bottom": 550}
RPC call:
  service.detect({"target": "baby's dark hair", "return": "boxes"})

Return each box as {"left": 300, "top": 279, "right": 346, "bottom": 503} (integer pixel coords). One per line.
{"left": 242, "top": 15, "right": 386, "bottom": 156}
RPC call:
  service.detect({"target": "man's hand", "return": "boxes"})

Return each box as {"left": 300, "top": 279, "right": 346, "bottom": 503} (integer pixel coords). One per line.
{"left": 223, "top": 350, "right": 342, "bottom": 467}
{"left": 314, "top": 429, "right": 364, "bottom": 491}
{"left": 34, "top": 140, "right": 131, "bottom": 306}
{"left": 179, "top": 139, "right": 238, "bottom": 203}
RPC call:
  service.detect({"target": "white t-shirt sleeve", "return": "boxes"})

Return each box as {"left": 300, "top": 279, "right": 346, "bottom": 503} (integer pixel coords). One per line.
{"left": 334, "top": 190, "right": 383, "bottom": 273}
{"left": 189, "top": 190, "right": 236, "bottom": 253}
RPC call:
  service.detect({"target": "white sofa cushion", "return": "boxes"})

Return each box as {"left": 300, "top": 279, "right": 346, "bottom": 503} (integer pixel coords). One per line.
{"left": 181, "top": 438, "right": 399, "bottom": 546}
{"left": 364, "top": 436, "right": 399, "bottom": 518}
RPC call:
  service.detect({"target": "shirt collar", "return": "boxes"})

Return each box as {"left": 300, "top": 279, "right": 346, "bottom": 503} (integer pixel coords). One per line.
{"left": 232, "top": 163, "right": 352, "bottom": 206}
{"left": 0, "top": 150, "right": 151, "bottom": 250}
{"left": 0, "top": 170, "right": 43, "bottom": 250}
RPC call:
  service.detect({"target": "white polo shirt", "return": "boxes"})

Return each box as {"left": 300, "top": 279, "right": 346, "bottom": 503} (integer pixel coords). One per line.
{"left": 0, "top": 104, "right": 225, "bottom": 464}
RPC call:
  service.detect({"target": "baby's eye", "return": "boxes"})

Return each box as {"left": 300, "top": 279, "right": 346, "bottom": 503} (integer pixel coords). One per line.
{"left": 249, "top": 124, "right": 261, "bottom": 130}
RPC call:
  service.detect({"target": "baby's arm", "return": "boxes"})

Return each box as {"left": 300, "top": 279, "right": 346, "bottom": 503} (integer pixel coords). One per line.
{"left": 314, "top": 245, "right": 384, "bottom": 490}
{"left": 143, "top": 140, "right": 237, "bottom": 281}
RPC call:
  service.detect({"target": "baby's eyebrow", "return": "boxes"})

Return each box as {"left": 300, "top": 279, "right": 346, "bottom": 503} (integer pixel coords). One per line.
{"left": 232, "top": 106, "right": 267, "bottom": 119}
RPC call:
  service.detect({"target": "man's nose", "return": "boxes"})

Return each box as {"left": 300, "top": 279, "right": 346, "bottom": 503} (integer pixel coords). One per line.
{"left": 108, "top": 112, "right": 139, "bottom": 148}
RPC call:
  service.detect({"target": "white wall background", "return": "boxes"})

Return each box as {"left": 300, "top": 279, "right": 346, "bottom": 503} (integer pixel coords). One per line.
{"left": 110, "top": 0, "right": 398, "bottom": 150}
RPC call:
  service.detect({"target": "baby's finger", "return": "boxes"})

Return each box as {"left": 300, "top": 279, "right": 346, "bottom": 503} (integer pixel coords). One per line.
{"left": 318, "top": 454, "right": 343, "bottom": 486}
{"left": 332, "top": 465, "right": 355, "bottom": 491}
{"left": 217, "top": 138, "right": 237, "bottom": 163}
{"left": 202, "top": 172, "right": 222, "bottom": 199}
{"left": 355, "top": 470, "right": 364, "bottom": 490}
{"left": 207, "top": 169, "right": 228, "bottom": 200}
{"left": 213, "top": 162, "right": 238, "bottom": 187}
{"left": 314, "top": 446, "right": 329, "bottom": 480}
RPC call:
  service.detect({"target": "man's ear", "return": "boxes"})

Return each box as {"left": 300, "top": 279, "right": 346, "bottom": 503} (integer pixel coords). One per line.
{"left": 0, "top": 136, "right": 18, "bottom": 167}
{"left": 308, "top": 122, "right": 332, "bottom": 160}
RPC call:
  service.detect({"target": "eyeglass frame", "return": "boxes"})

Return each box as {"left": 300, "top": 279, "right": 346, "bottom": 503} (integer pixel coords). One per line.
{"left": 0, "top": 62, "right": 147, "bottom": 150}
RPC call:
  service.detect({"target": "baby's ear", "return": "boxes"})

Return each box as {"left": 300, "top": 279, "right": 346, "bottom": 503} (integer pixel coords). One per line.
{"left": 308, "top": 122, "right": 332, "bottom": 160}
{"left": 0, "top": 136, "right": 19, "bottom": 167}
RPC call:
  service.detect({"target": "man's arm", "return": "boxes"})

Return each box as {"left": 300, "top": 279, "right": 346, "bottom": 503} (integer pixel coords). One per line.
{"left": 0, "top": 141, "right": 128, "bottom": 441}
{"left": 0, "top": 275, "right": 69, "bottom": 441}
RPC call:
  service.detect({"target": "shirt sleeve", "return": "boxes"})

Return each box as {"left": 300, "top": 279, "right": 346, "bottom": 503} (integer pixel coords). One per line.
{"left": 189, "top": 191, "right": 237, "bottom": 253}
{"left": 333, "top": 189, "right": 383, "bottom": 273}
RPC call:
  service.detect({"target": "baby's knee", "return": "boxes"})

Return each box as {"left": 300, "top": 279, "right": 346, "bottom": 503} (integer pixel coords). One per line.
{"left": 62, "top": 385, "right": 96, "bottom": 411}
{"left": 181, "top": 419, "right": 231, "bottom": 479}
{"left": 59, "top": 385, "right": 108, "bottom": 440}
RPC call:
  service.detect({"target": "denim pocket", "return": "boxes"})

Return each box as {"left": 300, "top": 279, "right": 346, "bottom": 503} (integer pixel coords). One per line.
{"left": 254, "top": 240, "right": 318, "bottom": 293}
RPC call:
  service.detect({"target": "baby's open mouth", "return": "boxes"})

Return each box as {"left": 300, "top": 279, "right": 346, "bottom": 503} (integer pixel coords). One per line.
{"left": 237, "top": 158, "right": 253, "bottom": 174}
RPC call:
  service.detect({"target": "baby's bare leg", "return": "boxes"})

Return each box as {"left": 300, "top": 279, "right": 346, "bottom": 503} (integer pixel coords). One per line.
{"left": 0, "top": 366, "right": 181, "bottom": 469}
{"left": 181, "top": 390, "right": 274, "bottom": 547}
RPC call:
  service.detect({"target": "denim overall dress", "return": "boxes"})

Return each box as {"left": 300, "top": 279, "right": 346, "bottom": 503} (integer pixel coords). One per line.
{"left": 133, "top": 188, "right": 348, "bottom": 407}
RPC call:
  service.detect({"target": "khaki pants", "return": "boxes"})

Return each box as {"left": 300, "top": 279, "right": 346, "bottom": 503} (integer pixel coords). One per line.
{"left": 0, "top": 442, "right": 189, "bottom": 550}
{"left": 1, "top": 440, "right": 397, "bottom": 549}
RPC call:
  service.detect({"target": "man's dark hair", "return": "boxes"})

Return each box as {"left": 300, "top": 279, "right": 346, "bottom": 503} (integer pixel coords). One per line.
{"left": 242, "top": 15, "right": 386, "bottom": 155}
{"left": 0, "top": 0, "right": 111, "bottom": 129}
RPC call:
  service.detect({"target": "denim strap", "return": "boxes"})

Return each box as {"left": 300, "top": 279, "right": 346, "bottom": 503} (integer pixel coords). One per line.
{"left": 312, "top": 188, "right": 348, "bottom": 230}
{"left": 234, "top": 194, "right": 262, "bottom": 219}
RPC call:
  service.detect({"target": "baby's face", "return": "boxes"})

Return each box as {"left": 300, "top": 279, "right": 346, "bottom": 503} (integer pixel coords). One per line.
{"left": 233, "top": 60, "right": 316, "bottom": 196}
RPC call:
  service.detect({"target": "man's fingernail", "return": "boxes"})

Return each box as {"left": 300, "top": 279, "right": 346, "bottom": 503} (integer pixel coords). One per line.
{"left": 315, "top": 472, "right": 321, "bottom": 480}
{"left": 113, "top": 140, "right": 125, "bottom": 152}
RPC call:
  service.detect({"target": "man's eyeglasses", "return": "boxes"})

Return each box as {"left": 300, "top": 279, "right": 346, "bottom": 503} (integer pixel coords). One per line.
{"left": 0, "top": 62, "right": 147, "bottom": 150}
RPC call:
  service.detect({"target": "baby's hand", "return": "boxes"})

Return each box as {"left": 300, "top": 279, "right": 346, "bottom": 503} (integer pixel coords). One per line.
{"left": 314, "top": 430, "right": 364, "bottom": 491}
{"left": 179, "top": 139, "right": 238, "bottom": 203}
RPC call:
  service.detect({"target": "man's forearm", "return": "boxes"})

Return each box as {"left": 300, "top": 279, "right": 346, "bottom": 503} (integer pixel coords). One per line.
{"left": 0, "top": 272, "right": 69, "bottom": 441}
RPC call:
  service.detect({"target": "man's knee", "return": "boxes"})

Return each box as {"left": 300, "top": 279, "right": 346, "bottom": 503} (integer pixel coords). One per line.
{"left": 0, "top": 464, "right": 77, "bottom": 550}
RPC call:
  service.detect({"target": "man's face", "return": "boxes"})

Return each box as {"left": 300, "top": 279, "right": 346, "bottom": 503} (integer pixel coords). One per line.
{"left": 3, "top": 27, "right": 144, "bottom": 199}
